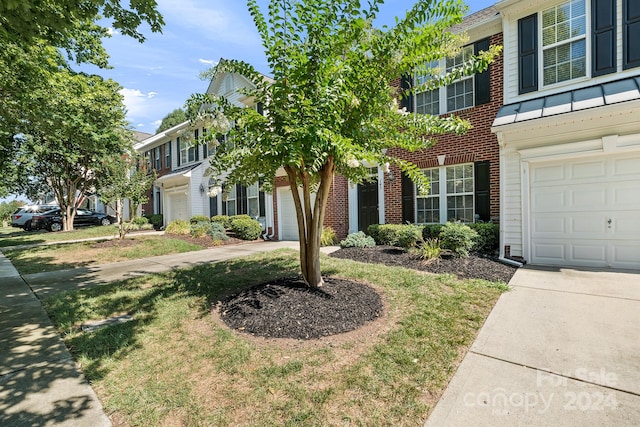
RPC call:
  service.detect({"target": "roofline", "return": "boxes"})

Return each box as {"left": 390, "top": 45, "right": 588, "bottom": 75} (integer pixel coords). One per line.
{"left": 134, "top": 120, "right": 190, "bottom": 151}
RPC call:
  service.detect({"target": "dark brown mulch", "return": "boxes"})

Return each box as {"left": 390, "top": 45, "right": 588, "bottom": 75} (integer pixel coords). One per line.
{"left": 330, "top": 245, "right": 518, "bottom": 283}
{"left": 219, "top": 277, "right": 383, "bottom": 340}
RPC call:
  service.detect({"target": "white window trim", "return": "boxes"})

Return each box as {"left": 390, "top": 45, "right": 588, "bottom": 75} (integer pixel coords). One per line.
{"left": 539, "top": 0, "right": 590, "bottom": 89}
{"left": 415, "top": 163, "right": 475, "bottom": 224}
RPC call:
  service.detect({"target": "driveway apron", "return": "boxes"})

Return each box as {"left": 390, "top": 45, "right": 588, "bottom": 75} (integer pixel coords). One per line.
{"left": 425, "top": 265, "right": 640, "bottom": 426}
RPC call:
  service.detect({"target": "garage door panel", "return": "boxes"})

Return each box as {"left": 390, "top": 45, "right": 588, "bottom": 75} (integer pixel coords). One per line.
{"left": 570, "top": 160, "right": 605, "bottom": 179}
{"left": 532, "top": 190, "right": 565, "bottom": 212}
{"left": 532, "top": 164, "right": 564, "bottom": 182}
{"left": 530, "top": 153, "right": 640, "bottom": 269}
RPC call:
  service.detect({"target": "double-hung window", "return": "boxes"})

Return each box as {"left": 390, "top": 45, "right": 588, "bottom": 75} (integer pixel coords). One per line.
{"left": 179, "top": 137, "right": 189, "bottom": 165}
{"left": 154, "top": 147, "right": 161, "bottom": 170}
{"left": 542, "top": 0, "right": 587, "bottom": 86}
{"left": 224, "top": 185, "right": 237, "bottom": 216}
{"left": 445, "top": 45, "right": 475, "bottom": 111}
{"left": 165, "top": 142, "right": 171, "bottom": 169}
{"left": 416, "top": 164, "right": 475, "bottom": 224}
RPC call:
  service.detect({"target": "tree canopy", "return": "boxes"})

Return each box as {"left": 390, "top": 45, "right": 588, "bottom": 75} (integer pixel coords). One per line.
{"left": 190, "top": 0, "right": 501, "bottom": 287}
{"left": 156, "top": 108, "right": 188, "bottom": 133}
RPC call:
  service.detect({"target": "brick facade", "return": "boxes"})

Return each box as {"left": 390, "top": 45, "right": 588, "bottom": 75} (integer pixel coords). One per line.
{"left": 141, "top": 143, "right": 173, "bottom": 216}
{"left": 385, "top": 32, "right": 504, "bottom": 225}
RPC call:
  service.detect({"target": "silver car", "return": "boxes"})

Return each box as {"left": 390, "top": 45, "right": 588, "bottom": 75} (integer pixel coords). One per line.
{"left": 10, "top": 205, "right": 58, "bottom": 231}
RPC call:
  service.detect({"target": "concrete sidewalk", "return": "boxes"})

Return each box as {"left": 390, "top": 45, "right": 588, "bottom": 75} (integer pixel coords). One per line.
{"left": 0, "top": 249, "right": 111, "bottom": 426}
{"left": 425, "top": 265, "right": 640, "bottom": 426}
{"left": 0, "top": 239, "right": 308, "bottom": 425}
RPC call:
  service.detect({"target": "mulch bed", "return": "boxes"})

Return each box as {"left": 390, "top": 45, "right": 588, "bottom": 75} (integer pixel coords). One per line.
{"left": 219, "top": 277, "right": 383, "bottom": 340}
{"left": 330, "top": 245, "right": 518, "bottom": 283}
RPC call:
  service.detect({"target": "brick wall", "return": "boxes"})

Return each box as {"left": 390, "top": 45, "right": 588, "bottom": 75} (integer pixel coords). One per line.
{"left": 385, "top": 32, "right": 504, "bottom": 224}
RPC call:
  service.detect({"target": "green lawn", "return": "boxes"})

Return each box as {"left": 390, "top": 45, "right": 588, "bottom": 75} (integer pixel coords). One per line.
{"left": 0, "top": 224, "right": 123, "bottom": 248}
{"left": 4, "top": 236, "right": 204, "bottom": 274}
{"left": 44, "top": 250, "right": 507, "bottom": 426}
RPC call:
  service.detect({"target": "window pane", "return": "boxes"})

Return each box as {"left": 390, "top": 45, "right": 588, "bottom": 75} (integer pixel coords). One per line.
{"left": 226, "top": 203, "right": 236, "bottom": 216}
{"left": 542, "top": 9, "right": 556, "bottom": 27}
{"left": 248, "top": 198, "right": 259, "bottom": 217}
{"left": 247, "top": 183, "right": 258, "bottom": 198}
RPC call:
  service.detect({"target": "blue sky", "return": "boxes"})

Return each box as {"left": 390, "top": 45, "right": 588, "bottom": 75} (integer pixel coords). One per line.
{"left": 77, "top": 0, "right": 496, "bottom": 135}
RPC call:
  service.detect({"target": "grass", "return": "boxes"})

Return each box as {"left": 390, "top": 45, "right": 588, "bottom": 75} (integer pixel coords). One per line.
{"left": 0, "top": 224, "right": 123, "bottom": 248}
{"left": 4, "top": 236, "right": 205, "bottom": 274}
{"left": 43, "top": 249, "right": 508, "bottom": 426}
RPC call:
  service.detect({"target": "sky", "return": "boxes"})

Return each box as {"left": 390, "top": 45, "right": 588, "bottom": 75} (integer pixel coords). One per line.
{"left": 77, "top": 0, "right": 497, "bottom": 136}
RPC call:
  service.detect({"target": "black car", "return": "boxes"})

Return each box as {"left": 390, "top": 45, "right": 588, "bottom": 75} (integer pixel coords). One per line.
{"left": 31, "top": 208, "right": 116, "bottom": 232}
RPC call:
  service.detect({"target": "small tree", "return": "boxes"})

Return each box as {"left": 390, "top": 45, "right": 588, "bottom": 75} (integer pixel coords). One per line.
{"left": 99, "top": 152, "right": 156, "bottom": 239}
{"left": 189, "top": 0, "right": 500, "bottom": 288}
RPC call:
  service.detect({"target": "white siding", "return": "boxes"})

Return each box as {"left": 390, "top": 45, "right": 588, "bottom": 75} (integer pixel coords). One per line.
{"left": 501, "top": 149, "right": 523, "bottom": 257}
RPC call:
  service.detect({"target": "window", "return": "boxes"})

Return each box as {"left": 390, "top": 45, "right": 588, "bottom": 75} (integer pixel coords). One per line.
{"left": 246, "top": 183, "right": 260, "bottom": 218}
{"left": 446, "top": 45, "right": 475, "bottom": 111}
{"left": 179, "top": 137, "right": 188, "bottom": 165}
{"left": 165, "top": 142, "right": 171, "bottom": 169}
{"left": 416, "top": 168, "right": 440, "bottom": 223}
{"left": 416, "top": 164, "right": 475, "bottom": 224}
{"left": 414, "top": 41, "right": 489, "bottom": 115}
{"left": 542, "top": 0, "right": 587, "bottom": 85}
{"left": 224, "top": 185, "right": 237, "bottom": 216}
{"left": 155, "top": 147, "right": 161, "bottom": 170}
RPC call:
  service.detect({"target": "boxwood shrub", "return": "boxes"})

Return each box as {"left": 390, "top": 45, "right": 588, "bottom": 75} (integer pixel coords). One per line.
{"left": 340, "top": 231, "right": 376, "bottom": 248}
{"left": 211, "top": 215, "right": 232, "bottom": 229}
{"left": 165, "top": 219, "right": 190, "bottom": 235}
{"left": 230, "top": 216, "right": 263, "bottom": 240}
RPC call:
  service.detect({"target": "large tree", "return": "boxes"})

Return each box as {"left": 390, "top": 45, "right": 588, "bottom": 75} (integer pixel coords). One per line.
{"left": 0, "top": 1, "right": 163, "bottom": 193}
{"left": 17, "top": 70, "right": 132, "bottom": 231}
{"left": 189, "top": 0, "right": 500, "bottom": 287}
{"left": 156, "top": 108, "right": 188, "bottom": 133}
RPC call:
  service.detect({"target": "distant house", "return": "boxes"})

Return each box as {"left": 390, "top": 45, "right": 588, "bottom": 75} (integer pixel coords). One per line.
{"left": 492, "top": 0, "right": 640, "bottom": 269}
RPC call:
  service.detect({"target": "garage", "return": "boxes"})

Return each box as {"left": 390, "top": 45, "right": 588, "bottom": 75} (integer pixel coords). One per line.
{"left": 277, "top": 187, "right": 300, "bottom": 240}
{"left": 167, "top": 192, "right": 189, "bottom": 223}
{"left": 529, "top": 153, "right": 640, "bottom": 269}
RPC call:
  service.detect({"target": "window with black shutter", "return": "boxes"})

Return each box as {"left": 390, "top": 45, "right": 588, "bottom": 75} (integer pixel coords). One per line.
{"left": 401, "top": 172, "right": 415, "bottom": 224}
{"left": 518, "top": 14, "right": 538, "bottom": 94}
{"left": 400, "top": 75, "right": 414, "bottom": 112}
{"left": 474, "top": 161, "right": 490, "bottom": 222}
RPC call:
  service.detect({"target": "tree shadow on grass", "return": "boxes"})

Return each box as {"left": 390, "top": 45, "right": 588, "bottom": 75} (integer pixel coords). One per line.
{"left": 44, "top": 251, "right": 305, "bottom": 381}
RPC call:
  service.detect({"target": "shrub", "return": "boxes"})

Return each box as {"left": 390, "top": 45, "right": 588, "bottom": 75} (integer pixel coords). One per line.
{"left": 211, "top": 215, "right": 232, "bottom": 229}
{"left": 417, "top": 238, "right": 443, "bottom": 261}
{"left": 148, "top": 214, "right": 163, "bottom": 228}
{"left": 439, "top": 222, "right": 478, "bottom": 258}
{"left": 340, "top": 231, "right": 376, "bottom": 248}
{"left": 165, "top": 219, "right": 190, "bottom": 235}
{"left": 132, "top": 216, "right": 149, "bottom": 226}
{"left": 190, "top": 215, "right": 210, "bottom": 224}
{"left": 207, "top": 222, "right": 229, "bottom": 241}
{"left": 190, "top": 221, "right": 211, "bottom": 238}
{"left": 230, "top": 216, "right": 263, "bottom": 240}
{"left": 468, "top": 223, "right": 499, "bottom": 255}
{"left": 396, "top": 225, "right": 423, "bottom": 249}
{"left": 368, "top": 224, "right": 422, "bottom": 249}
{"left": 320, "top": 227, "right": 338, "bottom": 246}
{"left": 422, "top": 223, "right": 445, "bottom": 240}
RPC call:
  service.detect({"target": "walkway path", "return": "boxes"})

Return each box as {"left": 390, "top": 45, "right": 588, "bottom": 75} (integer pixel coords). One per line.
{"left": 0, "top": 238, "right": 305, "bottom": 426}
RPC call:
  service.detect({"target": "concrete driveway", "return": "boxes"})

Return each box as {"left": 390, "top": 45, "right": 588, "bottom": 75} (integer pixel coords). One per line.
{"left": 426, "top": 265, "right": 640, "bottom": 426}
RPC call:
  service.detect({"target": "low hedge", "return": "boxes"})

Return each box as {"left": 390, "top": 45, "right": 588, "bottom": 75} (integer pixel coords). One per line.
{"left": 367, "top": 224, "right": 423, "bottom": 249}
{"left": 165, "top": 219, "right": 190, "bottom": 235}
{"left": 211, "top": 215, "right": 232, "bottom": 229}
{"left": 230, "top": 216, "right": 263, "bottom": 240}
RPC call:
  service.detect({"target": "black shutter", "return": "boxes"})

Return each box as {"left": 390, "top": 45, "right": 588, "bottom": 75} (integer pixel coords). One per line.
{"left": 400, "top": 74, "right": 414, "bottom": 112}
{"left": 259, "top": 190, "right": 265, "bottom": 217}
{"left": 474, "top": 161, "right": 490, "bottom": 222}
{"left": 623, "top": 0, "right": 640, "bottom": 69}
{"left": 474, "top": 38, "right": 491, "bottom": 105}
{"left": 401, "top": 172, "right": 415, "bottom": 224}
{"left": 518, "top": 14, "right": 538, "bottom": 94}
{"left": 592, "top": 0, "right": 617, "bottom": 76}
{"left": 176, "top": 138, "right": 181, "bottom": 166}
{"left": 257, "top": 102, "right": 264, "bottom": 115}
{"left": 236, "top": 184, "right": 248, "bottom": 215}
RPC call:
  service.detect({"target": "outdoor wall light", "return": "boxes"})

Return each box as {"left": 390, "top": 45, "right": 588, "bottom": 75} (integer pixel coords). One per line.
{"left": 199, "top": 183, "right": 205, "bottom": 195}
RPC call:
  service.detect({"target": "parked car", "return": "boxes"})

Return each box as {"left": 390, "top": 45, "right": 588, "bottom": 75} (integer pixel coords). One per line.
{"left": 10, "top": 205, "right": 59, "bottom": 231}
{"left": 31, "top": 208, "right": 116, "bottom": 232}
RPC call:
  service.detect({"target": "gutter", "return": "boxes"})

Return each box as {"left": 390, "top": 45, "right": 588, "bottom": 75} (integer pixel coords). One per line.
{"left": 499, "top": 257, "right": 524, "bottom": 268}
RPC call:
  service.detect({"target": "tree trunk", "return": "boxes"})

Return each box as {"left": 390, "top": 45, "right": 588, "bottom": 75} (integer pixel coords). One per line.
{"left": 285, "top": 159, "right": 335, "bottom": 288}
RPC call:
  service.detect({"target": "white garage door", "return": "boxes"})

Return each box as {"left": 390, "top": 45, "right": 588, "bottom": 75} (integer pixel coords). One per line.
{"left": 278, "top": 187, "right": 300, "bottom": 240}
{"left": 530, "top": 153, "right": 640, "bottom": 269}
{"left": 168, "top": 193, "right": 189, "bottom": 223}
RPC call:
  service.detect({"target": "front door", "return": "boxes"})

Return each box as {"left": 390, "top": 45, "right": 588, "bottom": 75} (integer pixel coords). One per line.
{"left": 358, "top": 178, "right": 379, "bottom": 232}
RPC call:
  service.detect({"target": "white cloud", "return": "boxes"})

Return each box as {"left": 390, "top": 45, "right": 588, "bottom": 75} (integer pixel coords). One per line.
{"left": 120, "top": 88, "right": 159, "bottom": 116}
{"left": 199, "top": 58, "right": 218, "bottom": 66}
{"left": 106, "top": 27, "right": 119, "bottom": 36}
{"left": 152, "top": 119, "right": 162, "bottom": 127}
